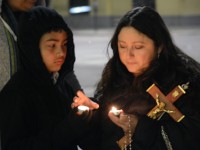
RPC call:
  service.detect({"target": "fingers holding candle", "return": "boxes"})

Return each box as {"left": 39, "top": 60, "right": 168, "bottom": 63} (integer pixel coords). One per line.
{"left": 71, "top": 96, "right": 79, "bottom": 108}
{"left": 110, "top": 106, "right": 123, "bottom": 116}
{"left": 108, "top": 108, "right": 139, "bottom": 134}
{"left": 71, "top": 91, "right": 99, "bottom": 110}
{"left": 77, "top": 91, "right": 99, "bottom": 110}
{"left": 71, "top": 97, "right": 90, "bottom": 115}
{"left": 108, "top": 106, "right": 127, "bottom": 130}
{"left": 108, "top": 111, "right": 128, "bottom": 129}
{"left": 77, "top": 105, "right": 89, "bottom": 115}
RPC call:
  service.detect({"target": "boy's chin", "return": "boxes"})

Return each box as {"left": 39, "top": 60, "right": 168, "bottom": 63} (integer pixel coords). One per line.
{"left": 49, "top": 68, "right": 61, "bottom": 73}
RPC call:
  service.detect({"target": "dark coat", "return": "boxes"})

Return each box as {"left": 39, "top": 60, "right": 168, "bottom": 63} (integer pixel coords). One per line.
{"left": 0, "top": 7, "right": 86, "bottom": 150}
{"left": 93, "top": 66, "right": 200, "bottom": 150}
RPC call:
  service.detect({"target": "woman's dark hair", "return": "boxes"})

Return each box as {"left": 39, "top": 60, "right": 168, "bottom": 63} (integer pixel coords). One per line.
{"left": 95, "top": 6, "right": 200, "bottom": 100}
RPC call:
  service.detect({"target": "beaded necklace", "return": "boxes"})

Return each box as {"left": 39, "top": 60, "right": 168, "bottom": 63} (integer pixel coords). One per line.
{"left": 124, "top": 116, "right": 132, "bottom": 150}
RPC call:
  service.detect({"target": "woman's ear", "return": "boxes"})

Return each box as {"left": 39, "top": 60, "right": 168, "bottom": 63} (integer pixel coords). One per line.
{"left": 158, "top": 46, "right": 162, "bottom": 54}
{"left": 158, "top": 46, "right": 162, "bottom": 58}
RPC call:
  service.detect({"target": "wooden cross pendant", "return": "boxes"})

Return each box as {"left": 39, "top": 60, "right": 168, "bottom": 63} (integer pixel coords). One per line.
{"left": 146, "top": 83, "right": 189, "bottom": 122}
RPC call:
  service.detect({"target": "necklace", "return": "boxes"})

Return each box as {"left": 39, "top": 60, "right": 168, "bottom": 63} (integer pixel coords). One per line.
{"left": 124, "top": 115, "right": 132, "bottom": 150}
{"left": 117, "top": 115, "right": 133, "bottom": 150}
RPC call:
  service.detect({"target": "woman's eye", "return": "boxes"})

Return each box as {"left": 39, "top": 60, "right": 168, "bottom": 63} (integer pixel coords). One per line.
{"left": 119, "top": 45, "right": 126, "bottom": 49}
{"left": 135, "top": 45, "right": 143, "bottom": 49}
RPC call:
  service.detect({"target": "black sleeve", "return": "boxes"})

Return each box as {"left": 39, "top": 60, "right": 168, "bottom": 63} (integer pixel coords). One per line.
{"left": 52, "top": 109, "right": 94, "bottom": 149}
{"left": 0, "top": 87, "right": 89, "bottom": 150}
{"left": 77, "top": 109, "right": 102, "bottom": 150}
{"left": 63, "top": 71, "right": 82, "bottom": 94}
{"left": 0, "top": 99, "right": 92, "bottom": 150}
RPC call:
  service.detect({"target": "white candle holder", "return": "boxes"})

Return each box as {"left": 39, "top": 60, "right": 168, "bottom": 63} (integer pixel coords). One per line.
{"left": 110, "top": 106, "right": 122, "bottom": 116}
{"left": 77, "top": 105, "right": 89, "bottom": 115}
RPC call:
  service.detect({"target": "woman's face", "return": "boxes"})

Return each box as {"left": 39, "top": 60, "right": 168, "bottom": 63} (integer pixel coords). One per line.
{"left": 7, "top": 0, "right": 36, "bottom": 12}
{"left": 40, "top": 30, "right": 67, "bottom": 73}
{"left": 118, "top": 26, "right": 156, "bottom": 76}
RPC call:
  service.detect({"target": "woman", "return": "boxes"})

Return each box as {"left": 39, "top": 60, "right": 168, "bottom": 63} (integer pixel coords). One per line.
{"left": 91, "top": 6, "right": 200, "bottom": 150}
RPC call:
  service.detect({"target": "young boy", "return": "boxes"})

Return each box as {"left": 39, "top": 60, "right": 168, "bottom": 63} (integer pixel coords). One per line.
{"left": 0, "top": 6, "right": 96, "bottom": 150}
{"left": 0, "top": 0, "right": 95, "bottom": 108}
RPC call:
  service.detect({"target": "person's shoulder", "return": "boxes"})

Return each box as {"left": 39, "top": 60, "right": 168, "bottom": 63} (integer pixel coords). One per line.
{"left": 0, "top": 20, "right": 7, "bottom": 41}
{"left": 1, "top": 71, "right": 29, "bottom": 93}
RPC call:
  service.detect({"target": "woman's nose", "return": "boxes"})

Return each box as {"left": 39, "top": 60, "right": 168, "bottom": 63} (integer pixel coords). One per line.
{"left": 127, "top": 47, "right": 135, "bottom": 56}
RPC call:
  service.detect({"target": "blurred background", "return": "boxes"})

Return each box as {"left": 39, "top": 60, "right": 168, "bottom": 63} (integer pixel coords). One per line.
{"left": 48, "top": 0, "right": 200, "bottom": 29}
{"left": 47, "top": 0, "right": 200, "bottom": 97}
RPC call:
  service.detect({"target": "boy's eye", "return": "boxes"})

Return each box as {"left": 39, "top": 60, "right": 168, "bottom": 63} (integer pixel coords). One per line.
{"left": 63, "top": 42, "right": 67, "bottom": 46}
{"left": 48, "top": 44, "right": 56, "bottom": 48}
{"left": 62, "top": 44, "right": 67, "bottom": 49}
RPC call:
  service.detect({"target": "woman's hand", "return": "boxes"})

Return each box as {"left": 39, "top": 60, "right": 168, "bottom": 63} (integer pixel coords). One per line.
{"left": 108, "top": 111, "right": 138, "bottom": 134}
{"left": 71, "top": 90, "right": 99, "bottom": 110}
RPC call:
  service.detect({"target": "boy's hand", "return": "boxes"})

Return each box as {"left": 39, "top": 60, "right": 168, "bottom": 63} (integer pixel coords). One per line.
{"left": 71, "top": 90, "right": 99, "bottom": 110}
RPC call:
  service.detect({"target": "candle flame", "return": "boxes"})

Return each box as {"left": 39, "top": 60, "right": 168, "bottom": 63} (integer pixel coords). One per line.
{"left": 111, "top": 106, "right": 117, "bottom": 111}
{"left": 110, "top": 106, "right": 122, "bottom": 116}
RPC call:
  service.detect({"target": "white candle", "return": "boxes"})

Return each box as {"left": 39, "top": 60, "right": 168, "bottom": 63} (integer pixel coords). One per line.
{"left": 110, "top": 106, "right": 122, "bottom": 116}
{"left": 77, "top": 105, "right": 89, "bottom": 114}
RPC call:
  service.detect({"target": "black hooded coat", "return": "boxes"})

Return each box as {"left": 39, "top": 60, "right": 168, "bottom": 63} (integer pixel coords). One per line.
{"left": 0, "top": 6, "right": 87, "bottom": 150}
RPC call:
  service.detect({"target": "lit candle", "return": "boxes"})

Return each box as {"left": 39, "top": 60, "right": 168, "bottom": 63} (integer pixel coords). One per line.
{"left": 77, "top": 105, "right": 89, "bottom": 115}
{"left": 110, "top": 106, "right": 122, "bottom": 116}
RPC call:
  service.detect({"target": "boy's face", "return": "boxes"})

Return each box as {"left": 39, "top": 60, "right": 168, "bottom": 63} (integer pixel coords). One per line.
{"left": 40, "top": 30, "right": 67, "bottom": 73}
{"left": 7, "top": 0, "right": 37, "bottom": 12}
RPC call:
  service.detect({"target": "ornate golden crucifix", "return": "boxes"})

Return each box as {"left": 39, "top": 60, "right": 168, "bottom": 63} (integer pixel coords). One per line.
{"left": 146, "top": 82, "right": 189, "bottom": 122}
